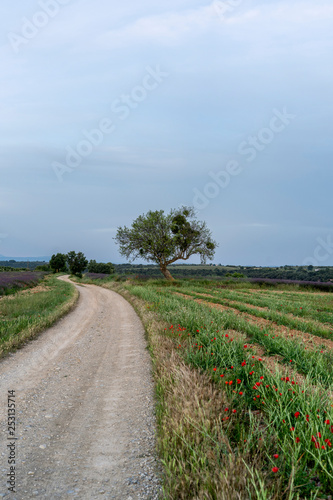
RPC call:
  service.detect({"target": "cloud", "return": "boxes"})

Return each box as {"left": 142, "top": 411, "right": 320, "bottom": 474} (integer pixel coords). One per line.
{"left": 91, "top": 1, "right": 333, "bottom": 53}
{"left": 96, "top": 4, "right": 217, "bottom": 49}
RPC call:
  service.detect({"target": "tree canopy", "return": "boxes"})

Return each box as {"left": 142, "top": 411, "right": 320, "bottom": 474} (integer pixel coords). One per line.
{"left": 115, "top": 206, "right": 217, "bottom": 279}
{"left": 49, "top": 253, "right": 67, "bottom": 273}
{"left": 67, "top": 251, "right": 88, "bottom": 278}
{"left": 87, "top": 260, "right": 114, "bottom": 274}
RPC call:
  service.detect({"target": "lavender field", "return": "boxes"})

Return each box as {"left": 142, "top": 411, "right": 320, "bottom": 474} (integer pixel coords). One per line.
{"left": 244, "top": 277, "right": 333, "bottom": 291}
{"left": 84, "top": 272, "right": 112, "bottom": 280}
{"left": 0, "top": 271, "right": 44, "bottom": 295}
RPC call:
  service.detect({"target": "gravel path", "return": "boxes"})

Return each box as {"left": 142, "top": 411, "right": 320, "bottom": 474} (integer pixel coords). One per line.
{"left": 0, "top": 277, "right": 161, "bottom": 499}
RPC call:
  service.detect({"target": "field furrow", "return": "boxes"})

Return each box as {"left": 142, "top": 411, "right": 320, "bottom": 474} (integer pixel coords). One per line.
{"left": 173, "top": 291, "right": 333, "bottom": 352}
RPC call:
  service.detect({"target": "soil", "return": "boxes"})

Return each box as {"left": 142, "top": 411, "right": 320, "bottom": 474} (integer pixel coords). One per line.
{"left": 0, "top": 277, "right": 161, "bottom": 499}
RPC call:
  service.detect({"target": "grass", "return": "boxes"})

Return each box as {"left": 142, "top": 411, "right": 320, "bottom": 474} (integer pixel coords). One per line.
{"left": 63, "top": 276, "right": 333, "bottom": 499}
{"left": 171, "top": 286, "right": 333, "bottom": 339}
{"left": 163, "top": 292, "right": 333, "bottom": 387}
{"left": 205, "top": 286, "right": 333, "bottom": 324}
{"left": 0, "top": 274, "right": 79, "bottom": 357}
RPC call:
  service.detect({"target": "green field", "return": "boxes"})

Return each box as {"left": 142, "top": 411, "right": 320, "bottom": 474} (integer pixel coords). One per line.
{"left": 0, "top": 275, "right": 78, "bottom": 356}
{"left": 86, "top": 277, "right": 333, "bottom": 499}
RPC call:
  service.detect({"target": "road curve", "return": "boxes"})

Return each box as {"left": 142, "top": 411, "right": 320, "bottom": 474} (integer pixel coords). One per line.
{"left": 0, "top": 277, "right": 160, "bottom": 499}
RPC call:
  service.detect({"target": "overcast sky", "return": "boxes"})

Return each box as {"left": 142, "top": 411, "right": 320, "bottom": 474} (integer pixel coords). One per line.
{"left": 1, "top": 0, "right": 332, "bottom": 266}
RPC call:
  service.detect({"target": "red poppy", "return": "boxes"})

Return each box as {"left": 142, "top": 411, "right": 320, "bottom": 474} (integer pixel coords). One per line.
{"left": 273, "top": 454, "right": 279, "bottom": 459}
{"left": 272, "top": 467, "right": 279, "bottom": 473}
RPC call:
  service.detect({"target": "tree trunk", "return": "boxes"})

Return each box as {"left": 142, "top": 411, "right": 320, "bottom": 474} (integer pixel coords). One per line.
{"left": 160, "top": 264, "right": 174, "bottom": 281}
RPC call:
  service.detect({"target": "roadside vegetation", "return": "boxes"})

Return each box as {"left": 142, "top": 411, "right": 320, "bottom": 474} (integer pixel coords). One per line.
{"left": 77, "top": 274, "right": 333, "bottom": 499}
{"left": 0, "top": 274, "right": 78, "bottom": 357}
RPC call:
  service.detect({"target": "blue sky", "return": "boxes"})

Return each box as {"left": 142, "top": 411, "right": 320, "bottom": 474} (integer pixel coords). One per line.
{"left": 1, "top": 0, "right": 332, "bottom": 266}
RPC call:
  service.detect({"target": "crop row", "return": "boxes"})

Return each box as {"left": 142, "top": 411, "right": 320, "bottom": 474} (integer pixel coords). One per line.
{"left": 174, "top": 286, "right": 333, "bottom": 340}
{"left": 205, "top": 286, "right": 333, "bottom": 325}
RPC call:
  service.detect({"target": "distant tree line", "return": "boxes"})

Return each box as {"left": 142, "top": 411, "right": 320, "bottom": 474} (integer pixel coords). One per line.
{"left": 2, "top": 259, "right": 332, "bottom": 283}
{"left": 112, "top": 264, "right": 333, "bottom": 282}
{"left": 0, "top": 261, "right": 48, "bottom": 271}
{"left": 48, "top": 252, "right": 114, "bottom": 278}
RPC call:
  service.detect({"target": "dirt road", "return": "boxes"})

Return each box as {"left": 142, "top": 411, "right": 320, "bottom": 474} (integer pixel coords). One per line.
{"left": 0, "top": 277, "right": 161, "bottom": 499}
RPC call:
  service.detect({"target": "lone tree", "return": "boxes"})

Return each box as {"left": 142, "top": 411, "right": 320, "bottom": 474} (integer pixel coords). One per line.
{"left": 115, "top": 206, "right": 217, "bottom": 280}
{"left": 49, "top": 253, "right": 68, "bottom": 273}
{"left": 67, "top": 251, "right": 88, "bottom": 278}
